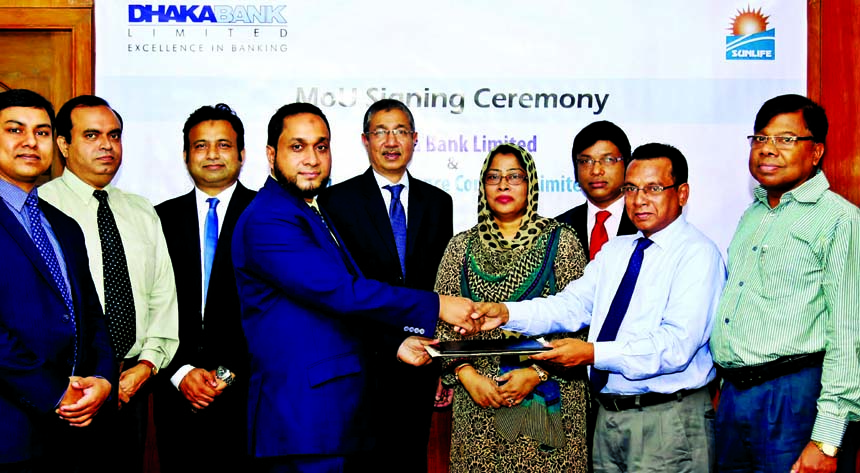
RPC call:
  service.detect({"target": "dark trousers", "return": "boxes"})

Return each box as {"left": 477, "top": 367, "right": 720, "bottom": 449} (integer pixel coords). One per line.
{"left": 366, "top": 361, "right": 437, "bottom": 473}
{"left": 153, "top": 379, "right": 248, "bottom": 472}
{"left": 716, "top": 365, "right": 821, "bottom": 472}
{"left": 253, "top": 455, "right": 353, "bottom": 473}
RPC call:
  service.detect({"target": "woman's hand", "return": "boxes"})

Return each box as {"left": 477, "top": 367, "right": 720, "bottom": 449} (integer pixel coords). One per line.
{"left": 496, "top": 367, "right": 541, "bottom": 407}
{"left": 458, "top": 365, "right": 505, "bottom": 408}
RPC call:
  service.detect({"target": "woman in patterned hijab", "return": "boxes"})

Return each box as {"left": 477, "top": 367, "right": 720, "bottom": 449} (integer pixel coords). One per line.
{"left": 434, "top": 143, "right": 590, "bottom": 472}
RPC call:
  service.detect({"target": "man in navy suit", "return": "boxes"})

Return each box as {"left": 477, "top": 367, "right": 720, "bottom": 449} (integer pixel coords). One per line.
{"left": 0, "top": 89, "right": 114, "bottom": 472}
{"left": 233, "top": 102, "right": 477, "bottom": 473}
{"left": 154, "top": 103, "right": 255, "bottom": 472}
{"left": 318, "top": 99, "right": 453, "bottom": 472}
{"left": 556, "top": 121, "right": 637, "bottom": 261}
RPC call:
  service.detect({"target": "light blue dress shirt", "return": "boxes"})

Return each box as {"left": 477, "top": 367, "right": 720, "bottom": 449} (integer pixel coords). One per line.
{"left": 503, "top": 215, "right": 726, "bottom": 395}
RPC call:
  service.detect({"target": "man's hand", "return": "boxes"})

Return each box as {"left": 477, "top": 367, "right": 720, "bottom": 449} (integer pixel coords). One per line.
{"left": 439, "top": 295, "right": 478, "bottom": 336}
{"left": 529, "top": 338, "right": 594, "bottom": 367}
{"left": 790, "top": 442, "right": 838, "bottom": 473}
{"left": 457, "top": 365, "right": 506, "bottom": 408}
{"left": 57, "top": 376, "right": 111, "bottom": 427}
{"left": 472, "top": 302, "right": 509, "bottom": 331}
{"left": 118, "top": 362, "right": 152, "bottom": 406}
{"left": 497, "top": 368, "right": 541, "bottom": 407}
{"left": 397, "top": 336, "right": 435, "bottom": 366}
{"left": 179, "top": 368, "right": 222, "bottom": 410}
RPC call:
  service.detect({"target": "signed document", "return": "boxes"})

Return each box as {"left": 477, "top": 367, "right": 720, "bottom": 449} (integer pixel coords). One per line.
{"left": 426, "top": 337, "right": 549, "bottom": 358}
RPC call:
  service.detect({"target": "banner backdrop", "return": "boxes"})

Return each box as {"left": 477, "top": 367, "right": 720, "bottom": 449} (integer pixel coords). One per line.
{"left": 95, "top": 0, "right": 806, "bottom": 251}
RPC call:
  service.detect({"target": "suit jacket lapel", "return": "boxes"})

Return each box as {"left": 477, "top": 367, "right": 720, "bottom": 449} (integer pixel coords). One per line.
{"left": 177, "top": 191, "right": 204, "bottom": 308}
{"left": 405, "top": 173, "right": 425, "bottom": 260}
{"left": 358, "top": 169, "right": 400, "bottom": 264}
{"left": 0, "top": 201, "right": 66, "bottom": 303}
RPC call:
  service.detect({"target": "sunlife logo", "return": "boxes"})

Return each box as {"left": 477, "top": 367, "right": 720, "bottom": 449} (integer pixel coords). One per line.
{"left": 128, "top": 4, "right": 287, "bottom": 23}
{"left": 725, "top": 6, "right": 774, "bottom": 60}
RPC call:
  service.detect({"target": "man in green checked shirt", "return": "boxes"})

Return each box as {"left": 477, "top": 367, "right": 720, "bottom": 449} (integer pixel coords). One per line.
{"left": 712, "top": 94, "right": 860, "bottom": 473}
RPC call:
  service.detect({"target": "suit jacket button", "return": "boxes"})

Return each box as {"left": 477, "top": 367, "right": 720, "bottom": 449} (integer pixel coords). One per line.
{"left": 61, "top": 314, "right": 71, "bottom": 323}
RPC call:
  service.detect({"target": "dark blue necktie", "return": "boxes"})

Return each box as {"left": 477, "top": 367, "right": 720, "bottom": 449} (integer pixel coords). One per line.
{"left": 590, "top": 237, "right": 653, "bottom": 393}
{"left": 93, "top": 189, "right": 136, "bottom": 360}
{"left": 25, "top": 192, "right": 74, "bottom": 315}
{"left": 203, "top": 197, "right": 219, "bottom": 304}
{"left": 25, "top": 191, "right": 77, "bottom": 367}
{"left": 383, "top": 184, "right": 407, "bottom": 278}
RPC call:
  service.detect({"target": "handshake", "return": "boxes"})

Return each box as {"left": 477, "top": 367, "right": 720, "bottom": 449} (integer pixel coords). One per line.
{"left": 396, "top": 296, "right": 509, "bottom": 366}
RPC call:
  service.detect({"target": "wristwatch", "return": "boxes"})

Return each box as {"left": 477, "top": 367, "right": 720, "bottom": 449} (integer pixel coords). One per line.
{"left": 531, "top": 365, "right": 549, "bottom": 382}
{"left": 216, "top": 366, "right": 236, "bottom": 387}
{"left": 139, "top": 359, "right": 158, "bottom": 376}
{"left": 812, "top": 440, "right": 839, "bottom": 457}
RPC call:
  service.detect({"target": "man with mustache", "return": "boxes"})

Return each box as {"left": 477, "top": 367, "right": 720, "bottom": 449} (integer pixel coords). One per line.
{"left": 153, "top": 103, "right": 255, "bottom": 472}
{"left": 474, "top": 143, "right": 726, "bottom": 472}
{"left": 39, "top": 95, "right": 179, "bottom": 473}
{"left": 318, "top": 99, "right": 453, "bottom": 472}
{"left": 233, "top": 102, "right": 475, "bottom": 473}
{"left": 712, "top": 94, "right": 860, "bottom": 473}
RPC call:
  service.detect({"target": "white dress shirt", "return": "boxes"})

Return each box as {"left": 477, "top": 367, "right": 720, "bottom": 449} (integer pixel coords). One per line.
{"left": 586, "top": 196, "right": 626, "bottom": 242}
{"left": 372, "top": 170, "right": 409, "bottom": 225}
{"left": 195, "top": 182, "right": 237, "bottom": 312}
{"left": 40, "top": 171, "right": 179, "bottom": 370}
{"left": 503, "top": 215, "right": 726, "bottom": 395}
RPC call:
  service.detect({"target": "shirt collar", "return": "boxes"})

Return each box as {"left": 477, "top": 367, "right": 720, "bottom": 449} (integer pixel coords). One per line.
{"left": 372, "top": 168, "right": 409, "bottom": 190}
{"left": 0, "top": 178, "right": 31, "bottom": 212}
{"left": 586, "top": 194, "right": 625, "bottom": 218}
{"left": 636, "top": 213, "right": 688, "bottom": 250}
{"left": 753, "top": 170, "right": 830, "bottom": 207}
{"left": 194, "top": 181, "right": 237, "bottom": 207}
{"left": 59, "top": 169, "right": 114, "bottom": 205}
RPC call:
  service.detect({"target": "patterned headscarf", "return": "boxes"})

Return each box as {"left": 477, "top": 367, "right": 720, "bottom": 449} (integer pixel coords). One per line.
{"left": 475, "top": 143, "right": 553, "bottom": 252}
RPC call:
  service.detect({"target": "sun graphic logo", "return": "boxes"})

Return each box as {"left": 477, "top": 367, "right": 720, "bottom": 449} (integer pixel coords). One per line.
{"left": 726, "top": 6, "right": 775, "bottom": 60}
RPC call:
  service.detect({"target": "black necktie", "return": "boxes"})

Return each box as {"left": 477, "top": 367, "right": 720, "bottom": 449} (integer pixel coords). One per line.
{"left": 309, "top": 203, "right": 356, "bottom": 276}
{"left": 93, "top": 190, "right": 136, "bottom": 359}
{"left": 590, "top": 237, "right": 653, "bottom": 393}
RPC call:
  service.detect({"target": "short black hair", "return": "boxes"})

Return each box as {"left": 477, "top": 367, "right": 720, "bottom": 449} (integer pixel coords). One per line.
{"left": 362, "top": 99, "right": 415, "bottom": 134}
{"left": 267, "top": 102, "right": 330, "bottom": 149}
{"left": 754, "top": 94, "right": 828, "bottom": 144}
{"left": 183, "top": 103, "right": 245, "bottom": 153}
{"left": 0, "top": 89, "right": 55, "bottom": 128}
{"left": 629, "top": 143, "right": 688, "bottom": 185}
{"left": 571, "top": 120, "right": 631, "bottom": 180}
{"left": 55, "top": 95, "right": 123, "bottom": 142}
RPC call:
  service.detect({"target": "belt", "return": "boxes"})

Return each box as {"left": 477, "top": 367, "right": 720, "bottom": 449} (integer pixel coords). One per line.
{"left": 718, "top": 351, "right": 825, "bottom": 390}
{"left": 596, "top": 386, "right": 706, "bottom": 412}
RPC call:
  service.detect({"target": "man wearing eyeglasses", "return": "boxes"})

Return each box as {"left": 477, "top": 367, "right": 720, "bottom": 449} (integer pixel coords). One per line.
{"left": 556, "top": 121, "right": 638, "bottom": 261}
{"left": 318, "top": 99, "right": 453, "bottom": 472}
{"left": 712, "top": 94, "right": 860, "bottom": 473}
{"left": 473, "top": 143, "right": 726, "bottom": 472}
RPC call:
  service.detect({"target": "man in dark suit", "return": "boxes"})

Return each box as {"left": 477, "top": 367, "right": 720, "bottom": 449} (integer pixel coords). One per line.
{"left": 154, "top": 104, "right": 255, "bottom": 472}
{"left": 556, "top": 121, "right": 637, "bottom": 260}
{"left": 233, "top": 102, "right": 476, "bottom": 473}
{"left": 0, "top": 89, "right": 115, "bottom": 472}
{"left": 318, "top": 99, "right": 453, "bottom": 472}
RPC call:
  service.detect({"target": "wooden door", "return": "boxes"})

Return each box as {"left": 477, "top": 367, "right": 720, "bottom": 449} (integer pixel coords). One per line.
{"left": 0, "top": 0, "right": 93, "bottom": 180}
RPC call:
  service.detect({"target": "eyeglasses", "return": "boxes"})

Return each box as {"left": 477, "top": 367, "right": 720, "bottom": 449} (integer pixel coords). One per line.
{"left": 747, "top": 135, "right": 815, "bottom": 149}
{"left": 485, "top": 172, "right": 527, "bottom": 186}
{"left": 576, "top": 156, "right": 625, "bottom": 167}
{"left": 620, "top": 184, "right": 677, "bottom": 196}
{"left": 365, "top": 129, "right": 415, "bottom": 140}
